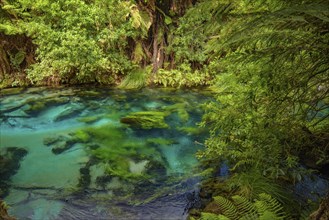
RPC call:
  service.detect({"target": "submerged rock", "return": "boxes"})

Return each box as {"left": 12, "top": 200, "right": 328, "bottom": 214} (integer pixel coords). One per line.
{"left": 77, "top": 116, "right": 101, "bottom": 124}
{"left": 54, "top": 106, "right": 83, "bottom": 122}
{"left": 43, "top": 136, "right": 62, "bottom": 146}
{"left": 0, "top": 103, "right": 26, "bottom": 115}
{"left": 0, "top": 147, "right": 28, "bottom": 197}
{"left": 51, "top": 141, "right": 75, "bottom": 154}
{"left": 24, "top": 97, "right": 70, "bottom": 116}
{"left": 44, "top": 135, "right": 79, "bottom": 155}
{"left": 120, "top": 111, "right": 169, "bottom": 129}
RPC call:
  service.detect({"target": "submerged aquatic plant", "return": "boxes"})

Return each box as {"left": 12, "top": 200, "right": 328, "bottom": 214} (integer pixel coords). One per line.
{"left": 70, "top": 122, "right": 168, "bottom": 183}
{"left": 120, "top": 111, "right": 170, "bottom": 129}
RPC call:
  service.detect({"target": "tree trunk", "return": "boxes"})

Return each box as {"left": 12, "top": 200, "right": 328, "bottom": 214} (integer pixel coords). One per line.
{"left": 137, "top": 0, "right": 196, "bottom": 78}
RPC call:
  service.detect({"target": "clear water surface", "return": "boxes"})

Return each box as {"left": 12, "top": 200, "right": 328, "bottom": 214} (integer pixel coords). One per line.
{"left": 0, "top": 87, "right": 212, "bottom": 220}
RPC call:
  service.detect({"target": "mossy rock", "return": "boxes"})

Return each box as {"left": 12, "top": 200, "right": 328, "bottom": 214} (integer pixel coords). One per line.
{"left": 120, "top": 111, "right": 169, "bottom": 129}
{"left": 51, "top": 140, "right": 76, "bottom": 154}
{"left": 25, "top": 97, "right": 70, "bottom": 115}
{"left": 25, "top": 101, "right": 46, "bottom": 115}
{"left": 77, "top": 116, "right": 101, "bottom": 124}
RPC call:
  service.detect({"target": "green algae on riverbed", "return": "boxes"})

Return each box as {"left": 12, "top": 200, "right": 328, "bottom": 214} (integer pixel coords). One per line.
{"left": 0, "top": 87, "right": 211, "bottom": 219}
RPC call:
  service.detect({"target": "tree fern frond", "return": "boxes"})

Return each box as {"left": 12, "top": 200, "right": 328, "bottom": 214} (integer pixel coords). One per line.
{"left": 200, "top": 212, "right": 229, "bottom": 220}
{"left": 258, "top": 210, "right": 282, "bottom": 220}
{"left": 213, "top": 195, "right": 239, "bottom": 219}
{"left": 255, "top": 193, "right": 286, "bottom": 220}
{"left": 239, "top": 213, "right": 260, "bottom": 220}
{"left": 202, "top": 193, "right": 288, "bottom": 220}
{"left": 232, "top": 195, "right": 257, "bottom": 217}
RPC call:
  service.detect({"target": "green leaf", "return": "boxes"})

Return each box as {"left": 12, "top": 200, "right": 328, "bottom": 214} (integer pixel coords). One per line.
{"left": 164, "top": 15, "right": 172, "bottom": 25}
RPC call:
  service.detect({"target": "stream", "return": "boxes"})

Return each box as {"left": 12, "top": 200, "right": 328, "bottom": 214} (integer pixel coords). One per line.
{"left": 0, "top": 87, "right": 212, "bottom": 220}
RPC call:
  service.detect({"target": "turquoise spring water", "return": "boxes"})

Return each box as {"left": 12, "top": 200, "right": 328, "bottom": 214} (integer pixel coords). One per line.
{"left": 0, "top": 87, "right": 212, "bottom": 219}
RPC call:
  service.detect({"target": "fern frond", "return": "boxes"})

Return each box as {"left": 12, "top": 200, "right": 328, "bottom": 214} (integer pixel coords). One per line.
{"left": 213, "top": 196, "right": 239, "bottom": 219}
{"left": 255, "top": 193, "right": 286, "bottom": 220}
{"left": 258, "top": 210, "right": 282, "bottom": 220}
{"left": 232, "top": 195, "right": 257, "bottom": 217}
{"left": 200, "top": 212, "right": 229, "bottom": 220}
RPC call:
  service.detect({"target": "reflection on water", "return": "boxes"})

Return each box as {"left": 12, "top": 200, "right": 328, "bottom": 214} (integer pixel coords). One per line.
{"left": 0, "top": 87, "right": 211, "bottom": 219}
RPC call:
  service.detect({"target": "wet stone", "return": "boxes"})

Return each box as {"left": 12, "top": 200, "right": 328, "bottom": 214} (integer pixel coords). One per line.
{"left": 51, "top": 141, "right": 75, "bottom": 155}
{"left": 43, "top": 136, "right": 61, "bottom": 146}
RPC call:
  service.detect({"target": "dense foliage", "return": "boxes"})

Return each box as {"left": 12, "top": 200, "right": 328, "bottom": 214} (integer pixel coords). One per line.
{"left": 1, "top": 0, "right": 208, "bottom": 87}
{"left": 1, "top": 0, "right": 148, "bottom": 85}
{"left": 1, "top": 0, "right": 328, "bottom": 218}
{"left": 195, "top": 1, "right": 329, "bottom": 217}
{"left": 199, "top": 0, "right": 329, "bottom": 178}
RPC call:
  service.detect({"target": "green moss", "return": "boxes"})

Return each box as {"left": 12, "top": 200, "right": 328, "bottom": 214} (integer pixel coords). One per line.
{"left": 107, "top": 157, "right": 130, "bottom": 176}
{"left": 71, "top": 130, "right": 90, "bottom": 143}
{"left": 120, "top": 111, "right": 169, "bottom": 129}
{"left": 84, "top": 123, "right": 124, "bottom": 141}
